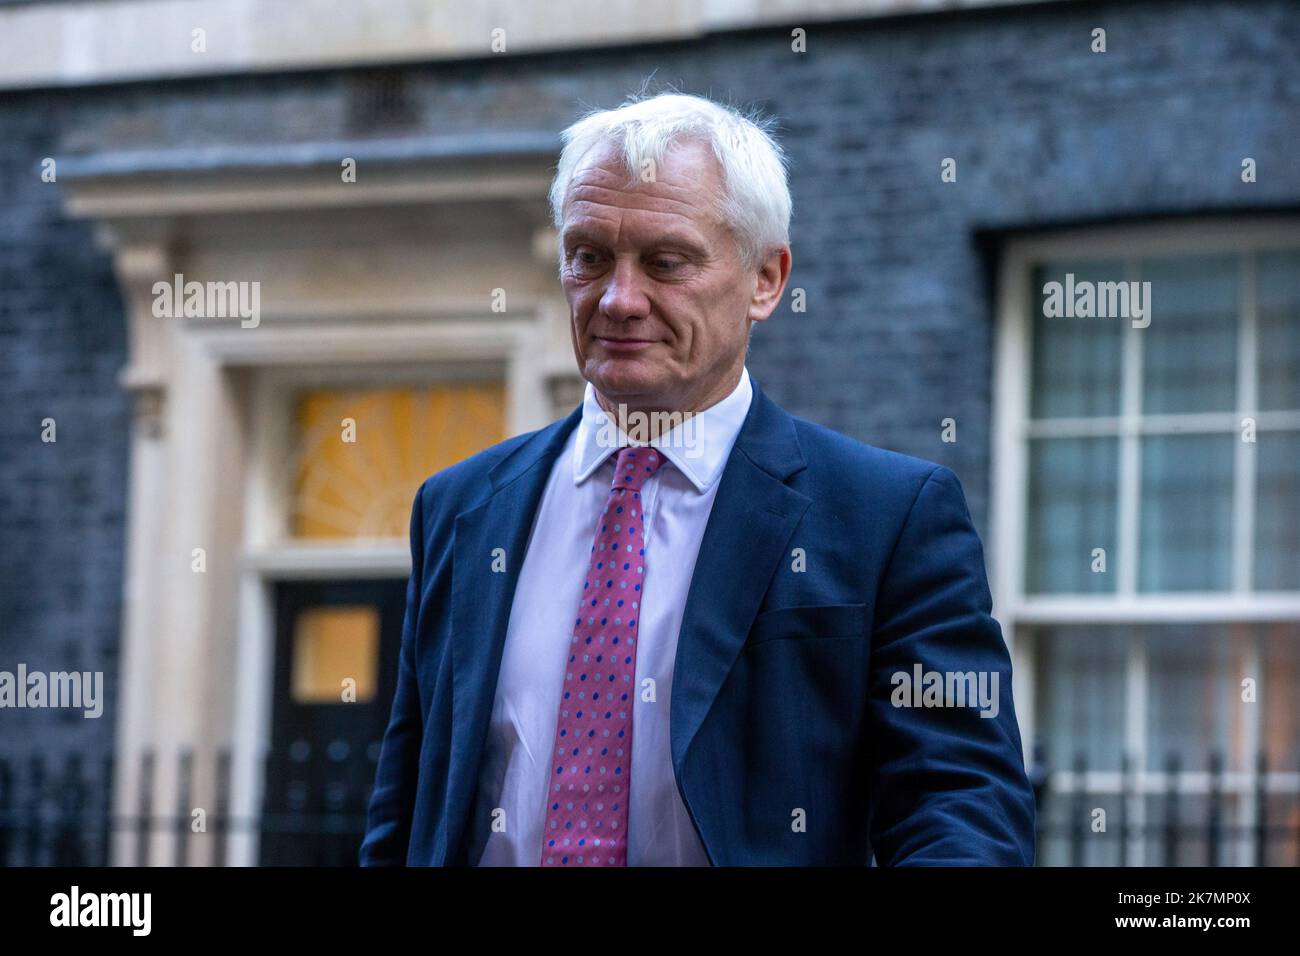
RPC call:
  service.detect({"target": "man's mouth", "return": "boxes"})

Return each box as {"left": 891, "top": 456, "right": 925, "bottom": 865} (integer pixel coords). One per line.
{"left": 596, "top": 336, "right": 656, "bottom": 353}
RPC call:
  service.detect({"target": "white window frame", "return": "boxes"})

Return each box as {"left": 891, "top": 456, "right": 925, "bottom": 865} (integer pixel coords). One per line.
{"left": 992, "top": 217, "right": 1300, "bottom": 865}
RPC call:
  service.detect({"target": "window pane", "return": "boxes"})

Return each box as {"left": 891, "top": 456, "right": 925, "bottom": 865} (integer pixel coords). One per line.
{"left": 1144, "top": 623, "right": 1247, "bottom": 773}
{"left": 1258, "top": 250, "right": 1300, "bottom": 412}
{"left": 1141, "top": 255, "right": 1238, "bottom": 414}
{"left": 1255, "top": 430, "right": 1300, "bottom": 591}
{"left": 1026, "top": 437, "right": 1119, "bottom": 593}
{"left": 291, "top": 605, "right": 379, "bottom": 704}
{"left": 1263, "top": 794, "right": 1300, "bottom": 866}
{"left": 1033, "top": 626, "right": 1128, "bottom": 772}
{"left": 290, "top": 383, "right": 505, "bottom": 539}
{"left": 1261, "top": 623, "right": 1300, "bottom": 774}
{"left": 1030, "top": 623, "right": 1300, "bottom": 865}
{"left": 1139, "top": 434, "right": 1234, "bottom": 591}
{"left": 1031, "top": 260, "right": 1124, "bottom": 418}
{"left": 1258, "top": 624, "right": 1300, "bottom": 863}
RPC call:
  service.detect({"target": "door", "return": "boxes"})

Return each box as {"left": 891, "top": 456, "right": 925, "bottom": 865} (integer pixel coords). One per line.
{"left": 256, "top": 379, "right": 507, "bottom": 864}
{"left": 259, "top": 578, "right": 407, "bottom": 866}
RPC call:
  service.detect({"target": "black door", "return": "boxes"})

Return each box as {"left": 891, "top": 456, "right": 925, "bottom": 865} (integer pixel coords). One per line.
{"left": 259, "top": 579, "right": 406, "bottom": 866}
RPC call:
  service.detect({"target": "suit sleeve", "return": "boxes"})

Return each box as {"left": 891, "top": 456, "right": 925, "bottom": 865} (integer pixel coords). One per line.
{"left": 866, "top": 465, "right": 1036, "bottom": 865}
{"left": 359, "top": 482, "right": 427, "bottom": 865}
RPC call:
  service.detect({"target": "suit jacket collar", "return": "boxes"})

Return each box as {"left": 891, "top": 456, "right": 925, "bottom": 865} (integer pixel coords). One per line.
{"left": 485, "top": 372, "right": 805, "bottom": 491}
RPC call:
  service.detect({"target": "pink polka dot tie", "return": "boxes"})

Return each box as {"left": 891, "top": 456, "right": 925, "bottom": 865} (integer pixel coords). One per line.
{"left": 541, "top": 445, "right": 667, "bottom": 866}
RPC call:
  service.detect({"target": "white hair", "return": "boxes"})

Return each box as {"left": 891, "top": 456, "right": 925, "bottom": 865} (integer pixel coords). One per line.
{"left": 549, "top": 92, "right": 791, "bottom": 270}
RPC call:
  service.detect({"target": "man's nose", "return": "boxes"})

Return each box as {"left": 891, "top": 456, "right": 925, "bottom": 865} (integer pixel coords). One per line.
{"left": 598, "top": 258, "right": 651, "bottom": 322}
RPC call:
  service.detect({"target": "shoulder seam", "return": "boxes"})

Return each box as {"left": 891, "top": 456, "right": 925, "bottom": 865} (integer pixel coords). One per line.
{"left": 871, "top": 463, "right": 944, "bottom": 623}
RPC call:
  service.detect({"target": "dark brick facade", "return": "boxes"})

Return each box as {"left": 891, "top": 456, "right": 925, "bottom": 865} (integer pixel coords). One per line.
{"left": 2, "top": 0, "right": 1298, "bottom": 764}
{"left": 0, "top": 92, "right": 129, "bottom": 769}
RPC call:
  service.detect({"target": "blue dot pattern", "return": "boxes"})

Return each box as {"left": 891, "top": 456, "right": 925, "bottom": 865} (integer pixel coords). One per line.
{"left": 540, "top": 446, "right": 666, "bottom": 866}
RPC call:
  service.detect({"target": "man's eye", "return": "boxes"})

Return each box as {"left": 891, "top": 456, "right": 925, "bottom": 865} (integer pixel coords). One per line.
{"left": 651, "top": 257, "right": 683, "bottom": 272}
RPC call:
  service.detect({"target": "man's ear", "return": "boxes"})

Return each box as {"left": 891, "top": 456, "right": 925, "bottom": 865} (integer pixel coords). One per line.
{"left": 748, "top": 245, "right": 792, "bottom": 325}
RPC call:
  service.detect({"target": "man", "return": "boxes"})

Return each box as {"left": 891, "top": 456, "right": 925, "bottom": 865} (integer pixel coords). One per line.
{"left": 360, "top": 92, "right": 1036, "bottom": 866}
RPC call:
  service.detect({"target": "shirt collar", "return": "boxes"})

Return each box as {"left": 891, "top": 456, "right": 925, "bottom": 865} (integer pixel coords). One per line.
{"left": 572, "top": 366, "right": 753, "bottom": 493}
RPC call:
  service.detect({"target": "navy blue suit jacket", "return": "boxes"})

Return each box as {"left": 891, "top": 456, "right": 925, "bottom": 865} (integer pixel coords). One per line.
{"left": 360, "top": 375, "right": 1036, "bottom": 865}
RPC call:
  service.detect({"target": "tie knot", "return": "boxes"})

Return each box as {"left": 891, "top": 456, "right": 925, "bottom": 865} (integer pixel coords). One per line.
{"left": 612, "top": 445, "right": 666, "bottom": 492}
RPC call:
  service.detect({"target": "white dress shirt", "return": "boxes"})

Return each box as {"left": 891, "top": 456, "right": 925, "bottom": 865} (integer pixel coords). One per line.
{"left": 469, "top": 366, "right": 754, "bottom": 866}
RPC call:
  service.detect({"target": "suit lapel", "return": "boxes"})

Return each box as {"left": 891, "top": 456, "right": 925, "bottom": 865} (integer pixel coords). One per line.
{"left": 670, "top": 378, "right": 811, "bottom": 776}
{"left": 443, "top": 404, "right": 582, "bottom": 864}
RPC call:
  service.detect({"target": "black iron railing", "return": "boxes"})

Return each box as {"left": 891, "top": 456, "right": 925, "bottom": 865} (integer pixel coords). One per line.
{"left": 2, "top": 745, "right": 1297, "bottom": 865}
{"left": 1030, "top": 746, "right": 1300, "bottom": 866}
{"left": 0, "top": 747, "right": 377, "bottom": 866}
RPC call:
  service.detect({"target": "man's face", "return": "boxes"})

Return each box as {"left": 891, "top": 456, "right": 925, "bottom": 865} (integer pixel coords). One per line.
{"left": 559, "top": 138, "right": 788, "bottom": 413}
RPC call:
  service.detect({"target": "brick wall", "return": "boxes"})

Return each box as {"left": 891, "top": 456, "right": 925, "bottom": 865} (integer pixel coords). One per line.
{"left": 0, "top": 90, "right": 128, "bottom": 767}
{"left": 2, "top": 0, "right": 1298, "bottom": 762}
